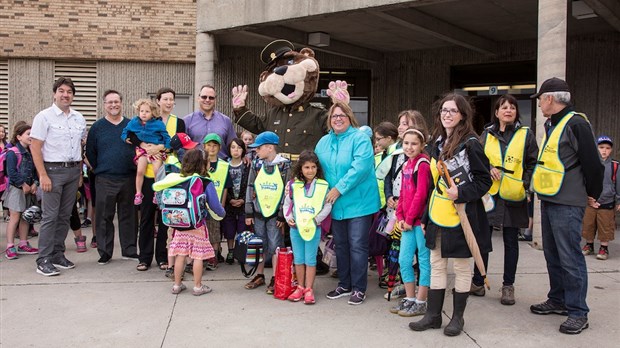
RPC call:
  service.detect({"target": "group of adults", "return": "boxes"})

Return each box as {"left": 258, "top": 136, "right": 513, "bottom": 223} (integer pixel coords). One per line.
{"left": 31, "top": 75, "right": 602, "bottom": 336}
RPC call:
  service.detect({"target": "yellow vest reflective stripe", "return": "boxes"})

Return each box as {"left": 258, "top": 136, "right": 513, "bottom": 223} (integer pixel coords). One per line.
{"left": 532, "top": 112, "right": 586, "bottom": 196}
{"left": 255, "top": 164, "right": 284, "bottom": 217}
{"left": 484, "top": 128, "right": 528, "bottom": 202}
{"left": 428, "top": 157, "right": 460, "bottom": 228}
{"left": 375, "top": 154, "right": 386, "bottom": 208}
{"left": 292, "top": 179, "right": 329, "bottom": 241}
{"left": 210, "top": 159, "right": 229, "bottom": 201}
{"left": 146, "top": 115, "right": 178, "bottom": 178}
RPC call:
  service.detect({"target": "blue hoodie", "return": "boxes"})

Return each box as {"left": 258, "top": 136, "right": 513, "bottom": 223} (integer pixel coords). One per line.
{"left": 315, "top": 126, "right": 380, "bottom": 220}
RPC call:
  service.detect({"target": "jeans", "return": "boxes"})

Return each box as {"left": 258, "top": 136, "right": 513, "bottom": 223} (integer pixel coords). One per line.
{"left": 95, "top": 176, "right": 138, "bottom": 259}
{"left": 541, "top": 201, "right": 588, "bottom": 318}
{"left": 36, "top": 165, "right": 81, "bottom": 264}
{"left": 473, "top": 226, "right": 520, "bottom": 286}
{"left": 331, "top": 214, "right": 373, "bottom": 293}
{"left": 399, "top": 225, "right": 430, "bottom": 286}
{"left": 253, "top": 215, "right": 283, "bottom": 260}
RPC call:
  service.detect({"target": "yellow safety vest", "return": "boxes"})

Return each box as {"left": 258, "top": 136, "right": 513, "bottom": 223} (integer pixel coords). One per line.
{"left": 254, "top": 164, "right": 284, "bottom": 217}
{"left": 375, "top": 154, "right": 386, "bottom": 208}
{"left": 292, "top": 178, "right": 329, "bottom": 241}
{"left": 484, "top": 127, "right": 528, "bottom": 202}
{"left": 428, "top": 157, "right": 461, "bottom": 228}
{"left": 532, "top": 112, "right": 587, "bottom": 196}
{"left": 209, "top": 159, "right": 230, "bottom": 201}
{"left": 146, "top": 115, "right": 178, "bottom": 178}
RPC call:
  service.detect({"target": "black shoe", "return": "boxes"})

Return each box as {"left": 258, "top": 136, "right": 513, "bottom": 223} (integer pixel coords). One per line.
{"left": 444, "top": 291, "right": 468, "bottom": 336}
{"left": 122, "top": 254, "right": 139, "bottom": 261}
{"left": 36, "top": 259, "right": 60, "bottom": 276}
{"left": 184, "top": 263, "right": 194, "bottom": 274}
{"left": 559, "top": 317, "right": 589, "bottom": 334}
{"left": 217, "top": 252, "right": 225, "bottom": 263}
{"left": 52, "top": 255, "right": 75, "bottom": 269}
{"left": 530, "top": 299, "right": 568, "bottom": 315}
{"left": 98, "top": 256, "right": 111, "bottom": 265}
{"left": 225, "top": 251, "right": 234, "bottom": 265}
{"left": 326, "top": 286, "right": 352, "bottom": 299}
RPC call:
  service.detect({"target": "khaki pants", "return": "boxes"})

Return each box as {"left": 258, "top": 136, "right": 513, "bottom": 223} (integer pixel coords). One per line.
{"left": 430, "top": 233, "right": 472, "bottom": 293}
{"left": 582, "top": 206, "right": 616, "bottom": 242}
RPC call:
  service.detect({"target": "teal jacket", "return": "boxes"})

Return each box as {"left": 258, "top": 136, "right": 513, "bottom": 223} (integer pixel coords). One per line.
{"left": 315, "top": 126, "right": 380, "bottom": 220}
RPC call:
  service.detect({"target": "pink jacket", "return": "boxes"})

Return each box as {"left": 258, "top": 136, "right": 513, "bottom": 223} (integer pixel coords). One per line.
{"left": 396, "top": 153, "right": 431, "bottom": 227}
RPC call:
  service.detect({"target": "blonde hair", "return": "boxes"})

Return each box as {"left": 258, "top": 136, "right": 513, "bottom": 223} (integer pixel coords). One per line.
{"left": 133, "top": 98, "right": 160, "bottom": 118}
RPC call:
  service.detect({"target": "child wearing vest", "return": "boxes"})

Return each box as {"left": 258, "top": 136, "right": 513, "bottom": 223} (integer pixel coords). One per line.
{"left": 4, "top": 122, "right": 39, "bottom": 259}
{"left": 582, "top": 136, "right": 620, "bottom": 260}
{"left": 410, "top": 94, "right": 491, "bottom": 337}
{"left": 390, "top": 129, "right": 431, "bottom": 317}
{"left": 244, "top": 131, "right": 291, "bottom": 294}
{"left": 155, "top": 149, "right": 225, "bottom": 296}
{"left": 121, "top": 99, "right": 171, "bottom": 206}
{"left": 202, "top": 133, "right": 231, "bottom": 268}
{"left": 283, "top": 150, "right": 332, "bottom": 304}
{"left": 222, "top": 138, "right": 250, "bottom": 264}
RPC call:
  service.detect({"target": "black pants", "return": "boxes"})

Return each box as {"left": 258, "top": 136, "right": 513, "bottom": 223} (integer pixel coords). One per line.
{"left": 138, "top": 177, "right": 168, "bottom": 266}
{"left": 473, "top": 226, "right": 520, "bottom": 286}
{"left": 95, "top": 175, "right": 138, "bottom": 259}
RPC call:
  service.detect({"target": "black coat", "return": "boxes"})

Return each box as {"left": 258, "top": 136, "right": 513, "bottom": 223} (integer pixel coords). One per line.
{"left": 423, "top": 137, "right": 492, "bottom": 258}
{"left": 481, "top": 122, "right": 538, "bottom": 228}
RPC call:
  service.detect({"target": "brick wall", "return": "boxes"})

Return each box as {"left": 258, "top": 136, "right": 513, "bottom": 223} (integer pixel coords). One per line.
{"left": 0, "top": 0, "right": 196, "bottom": 62}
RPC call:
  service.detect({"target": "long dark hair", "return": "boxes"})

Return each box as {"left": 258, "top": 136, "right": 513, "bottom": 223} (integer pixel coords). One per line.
{"left": 11, "top": 122, "right": 31, "bottom": 145}
{"left": 492, "top": 94, "right": 521, "bottom": 126}
{"left": 292, "top": 150, "right": 324, "bottom": 183}
{"left": 431, "top": 93, "right": 477, "bottom": 159}
{"left": 181, "top": 149, "right": 208, "bottom": 177}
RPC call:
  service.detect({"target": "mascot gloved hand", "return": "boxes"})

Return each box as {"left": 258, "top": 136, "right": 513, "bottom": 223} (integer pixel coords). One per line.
{"left": 232, "top": 39, "right": 350, "bottom": 156}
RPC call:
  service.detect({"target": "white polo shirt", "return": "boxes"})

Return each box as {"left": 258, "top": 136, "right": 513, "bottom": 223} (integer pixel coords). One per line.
{"left": 30, "top": 103, "right": 87, "bottom": 162}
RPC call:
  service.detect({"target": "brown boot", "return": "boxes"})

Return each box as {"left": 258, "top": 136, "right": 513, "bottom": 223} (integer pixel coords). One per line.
{"left": 501, "top": 285, "right": 515, "bottom": 305}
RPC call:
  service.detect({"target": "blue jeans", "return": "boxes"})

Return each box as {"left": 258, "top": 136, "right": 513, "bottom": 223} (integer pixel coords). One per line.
{"left": 541, "top": 201, "right": 588, "bottom": 318}
{"left": 331, "top": 214, "right": 373, "bottom": 293}
{"left": 253, "top": 215, "right": 283, "bottom": 260}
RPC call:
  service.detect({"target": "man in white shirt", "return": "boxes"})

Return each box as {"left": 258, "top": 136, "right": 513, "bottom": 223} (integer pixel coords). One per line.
{"left": 31, "top": 77, "right": 87, "bottom": 276}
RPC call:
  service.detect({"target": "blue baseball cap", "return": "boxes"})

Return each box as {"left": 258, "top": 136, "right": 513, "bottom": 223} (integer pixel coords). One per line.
{"left": 248, "top": 131, "right": 279, "bottom": 148}
{"left": 597, "top": 135, "right": 613, "bottom": 146}
{"left": 359, "top": 125, "right": 373, "bottom": 138}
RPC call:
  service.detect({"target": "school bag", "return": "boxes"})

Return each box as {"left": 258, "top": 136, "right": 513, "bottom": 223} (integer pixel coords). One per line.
{"left": 234, "top": 230, "right": 264, "bottom": 278}
{"left": 155, "top": 174, "right": 210, "bottom": 231}
{"left": 0, "top": 147, "right": 22, "bottom": 192}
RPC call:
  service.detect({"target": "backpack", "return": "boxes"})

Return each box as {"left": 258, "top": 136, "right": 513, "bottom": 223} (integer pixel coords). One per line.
{"left": 0, "top": 147, "right": 22, "bottom": 192}
{"left": 612, "top": 160, "right": 618, "bottom": 184}
{"left": 158, "top": 175, "right": 209, "bottom": 231}
{"left": 233, "top": 230, "right": 264, "bottom": 278}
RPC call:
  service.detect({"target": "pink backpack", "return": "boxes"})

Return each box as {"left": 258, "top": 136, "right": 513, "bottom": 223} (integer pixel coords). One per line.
{"left": 0, "top": 147, "right": 22, "bottom": 192}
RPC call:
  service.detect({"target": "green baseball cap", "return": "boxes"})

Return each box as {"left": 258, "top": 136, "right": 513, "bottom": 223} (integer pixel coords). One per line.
{"left": 202, "top": 133, "right": 222, "bottom": 145}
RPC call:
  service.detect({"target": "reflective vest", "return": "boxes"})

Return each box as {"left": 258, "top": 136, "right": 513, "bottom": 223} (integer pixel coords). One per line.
{"left": 209, "top": 159, "right": 230, "bottom": 201}
{"left": 254, "top": 164, "right": 285, "bottom": 217}
{"left": 292, "top": 179, "right": 329, "bottom": 241}
{"left": 428, "top": 157, "right": 461, "bottom": 228}
{"left": 165, "top": 115, "right": 178, "bottom": 136}
{"left": 375, "top": 154, "right": 386, "bottom": 208}
{"left": 532, "top": 112, "right": 587, "bottom": 196}
{"left": 484, "top": 127, "right": 528, "bottom": 202}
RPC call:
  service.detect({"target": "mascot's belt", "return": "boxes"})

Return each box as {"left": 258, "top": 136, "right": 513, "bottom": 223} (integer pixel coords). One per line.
{"left": 280, "top": 153, "right": 300, "bottom": 162}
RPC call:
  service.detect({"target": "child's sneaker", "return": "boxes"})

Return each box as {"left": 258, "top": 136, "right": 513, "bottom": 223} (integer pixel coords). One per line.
{"left": 399, "top": 301, "right": 427, "bottom": 317}
{"left": 288, "top": 285, "right": 305, "bottom": 302}
{"left": 596, "top": 247, "right": 609, "bottom": 260}
{"left": 266, "top": 276, "right": 275, "bottom": 295}
{"left": 17, "top": 242, "right": 39, "bottom": 255}
{"left": 304, "top": 288, "right": 316, "bottom": 305}
{"left": 134, "top": 193, "right": 144, "bottom": 205}
{"left": 225, "top": 251, "right": 234, "bottom": 265}
{"left": 5, "top": 246, "right": 18, "bottom": 259}
{"left": 75, "top": 236, "right": 87, "bottom": 253}
{"left": 582, "top": 244, "right": 594, "bottom": 256}
{"left": 192, "top": 284, "right": 212, "bottom": 296}
{"left": 90, "top": 236, "right": 97, "bottom": 248}
{"left": 389, "top": 298, "right": 414, "bottom": 314}
{"left": 171, "top": 283, "right": 186, "bottom": 294}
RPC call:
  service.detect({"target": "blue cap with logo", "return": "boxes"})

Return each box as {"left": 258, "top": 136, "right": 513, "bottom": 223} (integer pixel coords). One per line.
{"left": 249, "top": 131, "right": 279, "bottom": 148}
{"left": 597, "top": 135, "right": 613, "bottom": 146}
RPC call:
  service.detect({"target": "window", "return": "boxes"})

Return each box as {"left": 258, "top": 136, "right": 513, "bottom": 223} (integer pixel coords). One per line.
{"left": 54, "top": 61, "right": 98, "bottom": 125}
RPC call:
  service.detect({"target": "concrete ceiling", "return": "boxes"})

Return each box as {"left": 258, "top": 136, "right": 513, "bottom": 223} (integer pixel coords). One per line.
{"left": 213, "top": 0, "right": 618, "bottom": 62}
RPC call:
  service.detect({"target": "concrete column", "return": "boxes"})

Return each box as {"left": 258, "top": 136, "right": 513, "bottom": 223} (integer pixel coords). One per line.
{"left": 195, "top": 32, "right": 215, "bottom": 108}
{"left": 531, "top": 0, "right": 568, "bottom": 250}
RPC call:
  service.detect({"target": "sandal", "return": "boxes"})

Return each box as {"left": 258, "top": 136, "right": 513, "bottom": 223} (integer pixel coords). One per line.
{"left": 244, "top": 274, "right": 265, "bottom": 289}
{"left": 159, "top": 262, "right": 168, "bottom": 271}
{"left": 137, "top": 263, "right": 149, "bottom": 271}
{"left": 193, "top": 284, "right": 213, "bottom": 296}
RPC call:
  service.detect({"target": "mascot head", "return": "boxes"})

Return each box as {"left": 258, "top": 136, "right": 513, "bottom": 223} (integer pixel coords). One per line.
{"left": 258, "top": 39, "right": 319, "bottom": 110}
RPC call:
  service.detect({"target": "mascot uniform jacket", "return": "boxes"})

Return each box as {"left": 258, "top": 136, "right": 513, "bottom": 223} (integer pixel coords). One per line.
{"left": 233, "top": 47, "right": 328, "bottom": 154}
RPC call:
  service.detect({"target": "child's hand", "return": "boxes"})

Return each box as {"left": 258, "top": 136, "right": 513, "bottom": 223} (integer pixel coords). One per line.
{"left": 245, "top": 217, "right": 254, "bottom": 226}
{"left": 276, "top": 220, "right": 284, "bottom": 228}
{"left": 387, "top": 196, "right": 398, "bottom": 209}
{"left": 402, "top": 221, "right": 413, "bottom": 231}
{"left": 287, "top": 218, "right": 296, "bottom": 227}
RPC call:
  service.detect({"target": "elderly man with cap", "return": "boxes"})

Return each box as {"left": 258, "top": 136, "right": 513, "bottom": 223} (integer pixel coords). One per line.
{"left": 529, "top": 77, "right": 604, "bottom": 334}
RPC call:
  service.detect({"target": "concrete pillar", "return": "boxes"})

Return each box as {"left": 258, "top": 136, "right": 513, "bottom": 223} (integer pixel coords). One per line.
{"left": 195, "top": 32, "right": 215, "bottom": 108}
{"left": 531, "top": 0, "right": 568, "bottom": 250}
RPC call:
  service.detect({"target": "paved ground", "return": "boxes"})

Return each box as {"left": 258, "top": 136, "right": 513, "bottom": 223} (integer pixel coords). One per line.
{"left": 1, "top": 221, "right": 619, "bottom": 347}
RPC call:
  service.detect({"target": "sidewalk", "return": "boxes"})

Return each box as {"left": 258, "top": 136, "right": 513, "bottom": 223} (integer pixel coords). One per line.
{"left": 1, "top": 222, "right": 618, "bottom": 347}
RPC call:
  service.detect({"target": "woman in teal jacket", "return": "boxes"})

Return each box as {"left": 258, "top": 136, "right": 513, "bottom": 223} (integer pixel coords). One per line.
{"left": 315, "top": 101, "right": 380, "bottom": 305}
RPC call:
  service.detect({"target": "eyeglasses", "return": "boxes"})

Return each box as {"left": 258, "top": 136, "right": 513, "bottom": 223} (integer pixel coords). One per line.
{"left": 200, "top": 95, "right": 216, "bottom": 100}
{"left": 375, "top": 136, "right": 386, "bottom": 142}
{"left": 440, "top": 108, "right": 460, "bottom": 116}
{"left": 330, "top": 114, "right": 348, "bottom": 120}
{"left": 104, "top": 101, "right": 121, "bottom": 105}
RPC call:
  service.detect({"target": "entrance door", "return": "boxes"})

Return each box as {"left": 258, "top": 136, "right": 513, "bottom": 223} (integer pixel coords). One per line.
{"left": 311, "top": 69, "right": 371, "bottom": 126}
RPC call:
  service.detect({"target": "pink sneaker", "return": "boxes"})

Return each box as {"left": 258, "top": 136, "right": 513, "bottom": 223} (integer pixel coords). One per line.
{"left": 75, "top": 236, "right": 87, "bottom": 253}
{"left": 17, "top": 242, "right": 38, "bottom": 255}
{"left": 5, "top": 246, "right": 18, "bottom": 260}
{"left": 134, "top": 193, "right": 144, "bottom": 205}
{"left": 287, "top": 285, "right": 305, "bottom": 302}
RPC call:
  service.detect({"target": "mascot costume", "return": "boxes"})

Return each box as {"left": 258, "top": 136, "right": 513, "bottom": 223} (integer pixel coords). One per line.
{"left": 231, "top": 39, "right": 350, "bottom": 158}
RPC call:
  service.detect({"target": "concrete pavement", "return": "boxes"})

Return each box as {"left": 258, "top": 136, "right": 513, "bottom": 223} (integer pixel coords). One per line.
{"left": 1, "top": 223, "right": 619, "bottom": 347}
